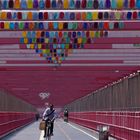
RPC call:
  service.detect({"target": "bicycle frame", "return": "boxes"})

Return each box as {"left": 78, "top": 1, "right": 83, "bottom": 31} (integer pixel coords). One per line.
{"left": 46, "top": 120, "right": 52, "bottom": 140}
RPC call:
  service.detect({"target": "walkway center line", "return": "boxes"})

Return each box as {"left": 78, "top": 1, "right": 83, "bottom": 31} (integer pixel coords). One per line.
{"left": 39, "top": 131, "right": 44, "bottom": 140}
{"left": 68, "top": 123, "right": 98, "bottom": 140}
{"left": 56, "top": 122, "right": 72, "bottom": 140}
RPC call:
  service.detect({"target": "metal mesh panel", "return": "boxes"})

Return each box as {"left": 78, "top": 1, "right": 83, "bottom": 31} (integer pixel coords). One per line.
{"left": 65, "top": 73, "right": 140, "bottom": 112}
{"left": 0, "top": 89, "right": 36, "bottom": 112}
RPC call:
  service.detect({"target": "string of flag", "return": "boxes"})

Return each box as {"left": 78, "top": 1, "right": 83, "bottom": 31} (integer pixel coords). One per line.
{"left": 0, "top": 11, "right": 140, "bottom": 21}
{"left": 0, "top": 0, "right": 138, "bottom": 64}
{"left": 0, "top": 22, "right": 124, "bottom": 30}
{"left": 19, "top": 30, "right": 108, "bottom": 64}
{"left": 0, "top": 0, "right": 140, "bottom": 10}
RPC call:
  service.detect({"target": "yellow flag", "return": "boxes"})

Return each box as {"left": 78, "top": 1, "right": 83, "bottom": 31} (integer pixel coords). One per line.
{"left": 27, "top": 0, "right": 33, "bottom": 9}
{"left": 92, "top": 12, "right": 98, "bottom": 20}
{"left": 24, "top": 38, "right": 28, "bottom": 44}
{"left": 38, "top": 44, "right": 42, "bottom": 49}
{"left": 1, "top": 12, "right": 7, "bottom": 20}
{"left": 115, "top": 12, "right": 121, "bottom": 20}
{"left": 22, "top": 31, "right": 27, "bottom": 37}
{"left": 58, "top": 23, "right": 63, "bottom": 30}
{"left": 90, "top": 31, "right": 95, "bottom": 38}
{"left": 42, "top": 49, "right": 47, "bottom": 54}
{"left": 78, "top": 38, "right": 82, "bottom": 44}
{"left": 46, "top": 49, "right": 50, "bottom": 54}
{"left": 58, "top": 60, "right": 62, "bottom": 64}
{"left": 63, "top": 0, "right": 69, "bottom": 9}
{"left": 117, "top": 0, "right": 123, "bottom": 9}
{"left": 52, "top": 57, "right": 55, "bottom": 61}
{"left": 30, "top": 44, "right": 34, "bottom": 49}
{"left": 4, "top": 22, "right": 10, "bottom": 29}
{"left": 45, "top": 38, "right": 49, "bottom": 43}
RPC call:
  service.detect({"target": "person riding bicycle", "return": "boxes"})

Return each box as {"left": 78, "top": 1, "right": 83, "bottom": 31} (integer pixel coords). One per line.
{"left": 42, "top": 103, "right": 56, "bottom": 138}
{"left": 64, "top": 108, "right": 69, "bottom": 122}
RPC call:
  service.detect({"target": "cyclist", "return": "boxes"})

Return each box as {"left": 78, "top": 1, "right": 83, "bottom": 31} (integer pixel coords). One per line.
{"left": 64, "top": 108, "right": 69, "bottom": 122}
{"left": 42, "top": 104, "right": 56, "bottom": 138}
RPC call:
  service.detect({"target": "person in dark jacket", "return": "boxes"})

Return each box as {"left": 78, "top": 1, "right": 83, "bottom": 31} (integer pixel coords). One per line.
{"left": 64, "top": 108, "right": 69, "bottom": 122}
{"left": 35, "top": 113, "right": 40, "bottom": 121}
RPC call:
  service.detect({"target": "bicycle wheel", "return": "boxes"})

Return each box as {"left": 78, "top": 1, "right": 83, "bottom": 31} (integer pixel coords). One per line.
{"left": 46, "top": 127, "right": 51, "bottom": 140}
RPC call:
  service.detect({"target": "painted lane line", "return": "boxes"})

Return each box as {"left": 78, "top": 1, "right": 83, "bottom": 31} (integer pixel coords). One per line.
{"left": 39, "top": 131, "right": 44, "bottom": 140}
{"left": 56, "top": 122, "right": 72, "bottom": 140}
{"left": 68, "top": 123, "right": 98, "bottom": 140}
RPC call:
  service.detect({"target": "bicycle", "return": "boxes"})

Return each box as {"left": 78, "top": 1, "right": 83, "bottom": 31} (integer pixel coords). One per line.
{"left": 64, "top": 116, "right": 68, "bottom": 122}
{"left": 45, "top": 119, "right": 52, "bottom": 140}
